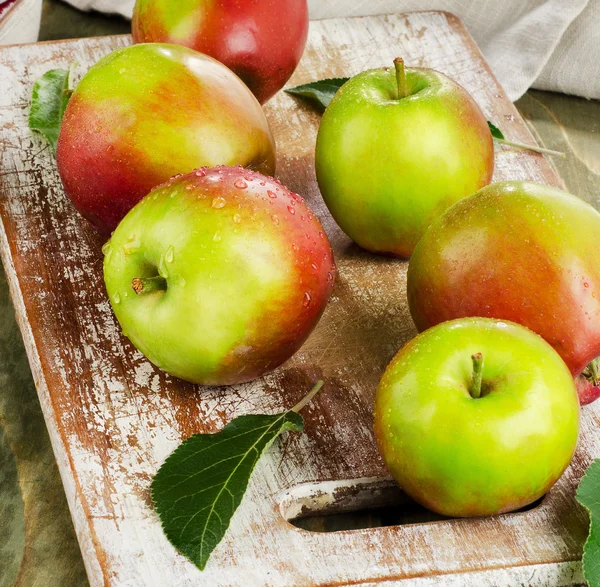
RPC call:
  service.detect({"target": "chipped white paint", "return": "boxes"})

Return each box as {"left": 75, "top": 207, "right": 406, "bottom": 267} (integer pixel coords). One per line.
{"left": 0, "top": 11, "right": 595, "bottom": 586}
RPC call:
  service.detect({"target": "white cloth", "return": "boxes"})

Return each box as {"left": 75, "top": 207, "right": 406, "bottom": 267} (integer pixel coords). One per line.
{"left": 0, "top": 0, "right": 42, "bottom": 45}
{"left": 54, "top": 0, "right": 600, "bottom": 100}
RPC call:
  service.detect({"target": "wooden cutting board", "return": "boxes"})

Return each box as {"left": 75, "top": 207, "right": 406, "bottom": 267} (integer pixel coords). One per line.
{"left": 0, "top": 11, "right": 595, "bottom": 586}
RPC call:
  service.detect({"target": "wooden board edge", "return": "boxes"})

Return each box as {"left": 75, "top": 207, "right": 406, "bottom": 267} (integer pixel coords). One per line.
{"left": 0, "top": 215, "right": 105, "bottom": 585}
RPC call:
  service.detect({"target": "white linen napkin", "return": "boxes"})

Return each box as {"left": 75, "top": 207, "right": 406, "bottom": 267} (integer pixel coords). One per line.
{"left": 0, "top": 0, "right": 42, "bottom": 45}
{"left": 55, "top": 0, "right": 600, "bottom": 101}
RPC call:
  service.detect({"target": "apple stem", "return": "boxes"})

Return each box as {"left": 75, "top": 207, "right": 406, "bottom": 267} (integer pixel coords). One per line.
{"left": 584, "top": 358, "right": 600, "bottom": 386}
{"left": 394, "top": 57, "right": 407, "bottom": 99}
{"left": 494, "top": 137, "right": 566, "bottom": 158}
{"left": 132, "top": 276, "right": 167, "bottom": 295}
{"left": 469, "top": 353, "right": 484, "bottom": 399}
{"left": 291, "top": 380, "right": 324, "bottom": 413}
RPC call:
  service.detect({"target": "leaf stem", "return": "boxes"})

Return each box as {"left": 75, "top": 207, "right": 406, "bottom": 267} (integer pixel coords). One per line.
{"left": 394, "top": 58, "right": 407, "bottom": 99}
{"left": 291, "top": 380, "right": 324, "bottom": 413}
{"left": 495, "top": 138, "right": 565, "bottom": 158}
{"left": 469, "top": 353, "right": 484, "bottom": 399}
{"left": 132, "top": 276, "right": 167, "bottom": 295}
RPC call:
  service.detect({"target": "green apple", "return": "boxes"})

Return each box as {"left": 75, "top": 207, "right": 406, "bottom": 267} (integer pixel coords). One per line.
{"left": 315, "top": 59, "right": 494, "bottom": 257}
{"left": 103, "top": 166, "right": 336, "bottom": 386}
{"left": 374, "top": 317, "right": 579, "bottom": 517}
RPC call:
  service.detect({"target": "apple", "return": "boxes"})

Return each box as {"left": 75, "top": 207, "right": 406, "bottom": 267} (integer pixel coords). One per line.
{"left": 103, "top": 166, "right": 336, "bottom": 386}
{"left": 374, "top": 317, "right": 580, "bottom": 518}
{"left": 407, "top": 180, "right": 600, "bottom": 405}
{"left": 315, "top": 58, "right": 494, "bottom": 258}
{"left": 132, "top": 0, "right": 309, "bottom": 104}
{"left": 56, "top": 43, "right": 275, "bottom": 235}
{"left": 576, "top": 366, "right": 600, "bottom": 405}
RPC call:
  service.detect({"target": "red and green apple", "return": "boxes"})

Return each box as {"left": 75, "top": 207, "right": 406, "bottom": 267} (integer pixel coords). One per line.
{"left": 56, "top": 43, "right": 275, "bottom": 235}
{"left": 132, "top": 0, "right": 309, "bottom": 104}
{"left": 407, "top": 180, "right": 600, "bottom": 404}
{"left": 103, "top": 166, "right": 336, "bottom": 386}
{"left": 374, "top": 317, "right": 580, "bottom": 517}
{"left": 315, "top": 59, "right": 494, "bottom": 257}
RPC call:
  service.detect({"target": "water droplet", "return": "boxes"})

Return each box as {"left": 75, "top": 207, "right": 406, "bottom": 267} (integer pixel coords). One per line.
{"left": 292, "top": 244, "right": 299, "bottom": 251}
{"left": 165, "top": 245, "right": 174, "bottom": 263}
{"left": 311, "top": 263, "right": 318, "bottom": 271}
{"left": 213, "top": 231, "right": 222, "bottom": 242}
{"left": 185, "top": 184, "right": 193, "bottom": 191}
{"left": 212, "top": 197, "right": 227, "bottom": 209}
{"left": 267, "top": 190, "right": 277, "bottom": 199}
{"left": 234, "top": 179, "right": 248, "bottom": 189}
{"left": 119, "top": 68, "right": 126, "bottom": 74}
{"left": 112, "top": 292, "right": 121, "bottom": 305}
{"left": 287, "top": 206, "right": 296, "bottom": 215}
{"left": 272, "top": 215, "right": 279, "bottom": 225}
{"left": 233, "top": 214, "right": 241, "bottom": 224}
{"left": 123, "top": 234, "right": 141, "bottom": 255}
{"left": 158, "top": 256, "right": 169, "bottom": 279}
{"left": 303, "top": 292, "right": 312, "bottom": 308}
{"left": 327, "top": 272, "right": 334, "bottom": 282}
{"left": 195, "top": 169, "right": 206, "bottom": 177}
{"left": 101, "top": 242, "right": 111, "bottom": 255}
{"left": 584, "top": 282, "right": 590, "bottom": 288}
{"left": 106, "top": 145, "right": 114, "bottom": 154}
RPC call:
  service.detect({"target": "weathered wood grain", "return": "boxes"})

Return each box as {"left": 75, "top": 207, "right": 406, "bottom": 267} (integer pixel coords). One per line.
{"left": 0, "top": 11, "right": 596, "bottom": 586}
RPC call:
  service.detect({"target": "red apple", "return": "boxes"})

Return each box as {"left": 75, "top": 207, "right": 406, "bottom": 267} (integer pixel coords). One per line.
{"left": 103, "top": 166, "right": 336, "bottom": 385}
{"left": 132, "top": 0, "right": 309, "bottom": 104}
{"left": 407, "top": 181, "right": 600, "bottom": 404}
{"left": 56, "top": 43, "right": 275, "bottom": 235}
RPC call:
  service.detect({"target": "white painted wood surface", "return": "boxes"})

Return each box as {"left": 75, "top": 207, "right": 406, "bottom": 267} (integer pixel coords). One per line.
{"left": 0, "top": 11, "right": 595, "bottom": 586}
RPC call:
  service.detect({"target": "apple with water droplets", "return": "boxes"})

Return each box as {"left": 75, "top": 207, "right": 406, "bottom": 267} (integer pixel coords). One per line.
{"left": 103, "top": 166, "right": 335, "bottom": 385}
{"left": 132, "top": 0, "right": 308, "bottom": 104}
{"left": 374, "top": 317, "right": 579, "bottom": 517}
{"left": 408, "top": 181, "right": 600, "bottom": 405}
{"left": 315, "top": 58, "right": 494, "bottom": 257}
{"left": 56, "top": 43, "right": 275, "bottom": 235}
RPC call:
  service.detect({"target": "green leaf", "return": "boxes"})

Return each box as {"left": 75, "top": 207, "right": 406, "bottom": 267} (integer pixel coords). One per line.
{"left": 285, "top": 78, "right": 349, "bottom": 110}
{"left": 577, "top": 459, "right": 600, "bottom": 586}
{"left": 29, "top": 67, "right": 75, "bottom": 153}
{"left": 487, "top": 121, "right": 505, "bottom": 140}
{"left": 150, "top": 381, "right": 325, "bottom": 570}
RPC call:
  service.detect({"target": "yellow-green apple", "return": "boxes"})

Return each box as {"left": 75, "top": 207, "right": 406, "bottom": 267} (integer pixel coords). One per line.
{"left": 132, "top": 0, "right": 308, "bottom": 104}
{"left": 407, "top": 181, "right": 600, "bottom": 405}
{"left": 374, "top": 317, "right": 580, "bottom": 517}
{"left": 103, "top": 166, "right": 335, "bottom": 386}
{"left": 315, "top": 59, "right": 494, "bottom": 257}
{"left": 56, "top": 44, "right": 275, "bottom": 235}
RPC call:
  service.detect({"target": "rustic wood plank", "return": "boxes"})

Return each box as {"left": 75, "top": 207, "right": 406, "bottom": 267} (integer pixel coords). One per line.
{"left": 0, "top": 11, "right": 596, "bottom": 586}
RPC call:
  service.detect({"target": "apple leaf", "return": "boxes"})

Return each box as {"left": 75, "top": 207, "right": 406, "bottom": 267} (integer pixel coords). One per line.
{"left": 577, "top": 459, "right": 600, "bottom": 586}
{"left": 487, "top": 121, "right": 505, "bottom": 140}
{"left": 29, "top": 65, "right": 76, "bottom": 153}
{"left": 151, "top": 381, "right": 323, "bottom": 571}
{"left": 285, "top": 78, "right": 349, "bottom": 110}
